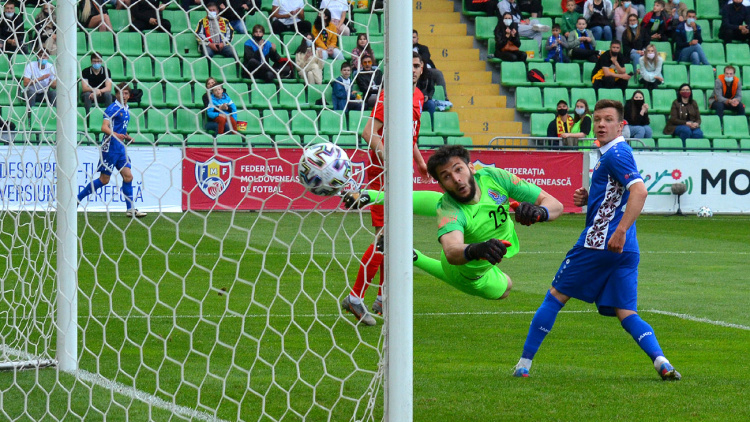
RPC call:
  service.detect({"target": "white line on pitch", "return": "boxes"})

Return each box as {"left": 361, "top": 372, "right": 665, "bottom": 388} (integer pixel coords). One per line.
{"left": 644, "top": 309, "right": 750, "bottom": 331}
{"left": 73, "top": 369, "right": 230, "bottom": 422}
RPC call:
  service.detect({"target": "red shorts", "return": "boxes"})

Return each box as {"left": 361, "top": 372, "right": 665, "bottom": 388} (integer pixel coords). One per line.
{"left": 366, "top": 164, "right": 384, "bottom": 227}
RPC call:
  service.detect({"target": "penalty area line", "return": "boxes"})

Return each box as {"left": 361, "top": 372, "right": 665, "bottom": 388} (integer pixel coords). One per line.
{"left": 645, "top": 309, "right": 750, "bottom": 331}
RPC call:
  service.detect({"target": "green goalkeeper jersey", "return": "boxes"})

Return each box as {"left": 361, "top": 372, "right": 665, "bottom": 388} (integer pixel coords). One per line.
{"left": 436, "top": 167, "right": 542, "bottom": 280}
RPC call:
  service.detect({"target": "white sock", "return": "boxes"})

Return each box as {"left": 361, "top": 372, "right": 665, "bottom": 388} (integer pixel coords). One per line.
{"left": 653, "top": 356, "right": 669, "bottom": 371}
{"left": 348, "top": 294, "right": 362, "bottom": 305}
{"left": 517, "top": 358, "right": 532, "bottom": 370}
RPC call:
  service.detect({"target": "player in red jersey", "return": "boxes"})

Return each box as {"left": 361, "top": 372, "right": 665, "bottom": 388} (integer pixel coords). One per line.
{"left": 341, "top": 51, "right": 430, "bottom": 326}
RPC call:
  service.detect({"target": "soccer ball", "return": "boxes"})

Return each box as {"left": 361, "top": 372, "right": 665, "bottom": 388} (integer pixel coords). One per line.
{"left": 298, "top": 142, "right": 352, "bottom": 196}
{"left": 697, "top": 206, "right": 713, "bottom": 218}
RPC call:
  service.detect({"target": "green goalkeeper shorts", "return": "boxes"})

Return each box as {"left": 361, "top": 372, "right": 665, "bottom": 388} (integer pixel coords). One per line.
{"left": 439, "top": 254, "right": 509, "bottom": 300}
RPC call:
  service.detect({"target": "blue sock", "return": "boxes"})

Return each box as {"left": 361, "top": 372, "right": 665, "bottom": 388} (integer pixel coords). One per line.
{"left": 77, "top": 178, "right": 104, "bottom": 202}
{"left": 122, "top": 181, "right": 134, "bottom": 210}
{"left": 621, "top": 314, "right": 664, "bottom": 362}
{"left": 521, "top": 291, "right": 565, "bottom": 360}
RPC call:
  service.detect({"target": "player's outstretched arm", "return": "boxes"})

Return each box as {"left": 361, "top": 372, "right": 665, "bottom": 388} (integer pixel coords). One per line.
{"left": 440, "top": 230, "right": 510, "bottom": 266}
{"left": 513, "top": 190, "right": 563, "bottom": 226}
{"left": 608, "top": 181, "right": 647, "bottom": 253}
{"left": 343, "top": 190, "right": 442, "bottom": 217}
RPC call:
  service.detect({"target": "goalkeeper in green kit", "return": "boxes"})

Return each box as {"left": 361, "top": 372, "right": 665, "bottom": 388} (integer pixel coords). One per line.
{"left": 344, "top": 145, "right": 564, "bottom": 300}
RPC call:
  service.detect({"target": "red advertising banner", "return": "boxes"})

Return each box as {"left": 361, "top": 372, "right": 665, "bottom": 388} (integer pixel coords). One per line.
{"left": 183, "top": 149, "right": 582, "bottom": 212}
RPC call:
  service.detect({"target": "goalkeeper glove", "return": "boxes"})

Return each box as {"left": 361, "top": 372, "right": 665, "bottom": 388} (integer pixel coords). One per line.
{"left": 342, "top": 191, "right": 371, "bottom": 210}
{"left": 463, "top": 239, "right": 510, "bottom": 265}
{"left": 514, "top": 202, "right": 549, "bottom": 226}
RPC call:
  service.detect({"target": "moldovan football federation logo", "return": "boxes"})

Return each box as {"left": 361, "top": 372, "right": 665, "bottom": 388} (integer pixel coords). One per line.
{"left": 195, "top": 158, "right": 233, "bottom": 199}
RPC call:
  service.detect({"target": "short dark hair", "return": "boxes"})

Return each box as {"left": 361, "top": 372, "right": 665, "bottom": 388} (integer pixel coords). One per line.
{"left": 725, "top": 65, "right": 736, "bottom": 74}
{"left": 654, "top": 0, "right": 665, "bottom": 6}
{"left": 413, "top": 29, "right": 418, "bottom": 35}
{"left": 413, "top": 51, "right": 423, "bottom": 62}
{"left": 611, "top": 39, "right": 621, "bottom": 46}
{"left": 594, "top": 99, "right": 624, "bottom": 122}
{"left": 90, "top": 52, "right": 102, "bottom": 61}
{"left": 115, "top": 82, "right": 131, "bottom": 95}
{"left": 252, "top": 24, "right": 264, "bottom": 34}
{"left": 577, "top": 17, "right": 587, "bottom": 23}
{"left": 557, "top": 100, "right": 568, "bottom": 107}
{"left": 686, "top": 9, "right": 696, "bottom": 15}
{"left": 427, "top": 145, "right": 471, "bottom": 180}
{"left": 340, "top": 61, "right": 351, "bottom": 70}
{"left": 552, "top": 23, "right": 561, "bottom": 30}
{"left": 206, "top": 1, "right": 217, "bottom": 8}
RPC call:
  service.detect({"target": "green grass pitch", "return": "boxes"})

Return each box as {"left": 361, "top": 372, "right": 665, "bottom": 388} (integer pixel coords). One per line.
{"left": 0, "top": 212, "right": 749, "bottom": 421}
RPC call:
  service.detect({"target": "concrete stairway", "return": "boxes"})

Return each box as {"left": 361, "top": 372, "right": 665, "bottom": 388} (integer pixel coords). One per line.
{"left": 412, "top": 0, "right": 522, "bottom": 145}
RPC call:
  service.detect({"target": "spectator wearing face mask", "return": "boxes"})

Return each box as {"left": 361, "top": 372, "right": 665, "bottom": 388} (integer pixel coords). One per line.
{"left": 622, "top": 13, "right": 648, "bottom": 74}
{"left": 242, "top": 24, "right": 283, "bottom": 82}
{"left": 494, "top": 12, "right": 528, "bottom": 62}
{"left": 547, "top": 100, "right": 574, "bottom": 140}
{"left": 23, "top": 49, "right": 56, "bottom": 107}
{"left": 624, "top": 90, "right": 651, "bottom": 138}
{"left": 0, "top": 1, "right": 26, "bottom": 53}
{"left": 562, "top": 99, "right": 594, "bottom": 147}
{"left": 708, "top": 65, "right": 745, "bottom": 122}
{"left": 665, "top": 83, "right": 702, "bottom": 142}
{"left": 719, "top": 0, "right": 750, "bottom": 44}
{"left": 195, "top": 2, "right": 235, "bottom": 58}
{"left": 664, "top": 0, "right": 687, "bottom": 36}
{"left": 294, "top": 34, "right": 323, "bottom": 84}
{"left": 81, "top": 52, "right": 113, "bottom": 114}
{"left": 673, "top": 10, "right": 709, "bottom": 65}
{"left": 638, "top": 44, "right": 664, "bottom": 90}
{"left": 614, "top": 0, "right": 638, "bottom": 41}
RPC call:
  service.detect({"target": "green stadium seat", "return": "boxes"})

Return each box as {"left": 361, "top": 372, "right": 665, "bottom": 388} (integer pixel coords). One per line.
{"left": 651, "top": 89, "right": 675, "bottom": 114}
{"left": 555, "top": 62, "right": 584, "bottom": 87}
{"left": 209, "top": 57, "right": 240, "bottom": 83}
{"left": 163, "top": 9, "right": 189, "bottom": 32}
{"left": 662, "top": 64, "right": 687, "bottom": 89}
{"left": 528, "top": 62, "right": 555, "bottom": 86}
{"left": 140, "top": 82, "right": 166, "bottom": 107}
{"left": 236, "top": 109, "right": 262, "bottom": 135}
{"left": 353, "top": 13, "right": 382, "bottom": 35}
{"left": 570, "top": 88, "right": 596, "bottom": 110}
{"left": 582, "top": 62, "right": 596, "bottom": 86}
{"left": 475, "top": 16, "right": 498, "bottom": 41}
{"left": 433, "top": 112, "right": 464, "bottom": 137}
{"left": 303, "top": 134, "right": 330, "bottom": 146}
{"left": 596, "top": 40, "right": 611, "bottom": 53}
{"left": 701, "top": 115, "right": 724, "bottom": 139}
{"left": 702, "top": 43, "right": 726, "bottom": 65}
{"left": 651, "top": 42, "right": 673, "bottom": 62}
{"left": 744, "top": 66, "right": 750, "bottom": 90}
{"left": 89, "top": 32, "right": 115, "bottom": 56}
{"left": 223, "top": 82, "right": 249, "bottom": 108}
{"left": 530, "top": 113, "right": 554, "bottom": 137}
{"left": 144, "top": 32, "right": 172, "bottom": 57}
{"left": 597, "top": 88, "right": 623, "bottom": 103}
{"left": 30, "top": 107, "right": 55, "bottom": 132}
{"left": 697, "top": 19, "right": 714, "bottom": 41}
{"left": 332, "top": 134, "right": 359, "bottom": 148}
{"left": 216, "top": 134, "right": 245, "bottom": 146}
{"left": 158, "top": 133, "right": 185, "bottom": 146}
{"left": 155, "top": 57, "right": 185, "bottom": 82}
{"left": 487, "top": 39, "right": 502, "bottom": 64}
{"left": 77, "top": 32, "right": 87, "bottom": 54}
{"left": 188, "top": 10, "right": 205, "bottom": 30}
{"left": 625, "top": 89, "right": 651, "bottom": 106}
{"left": 250, "top": 83, "right": 279, "bottom": 108}
{"left": 420, "top": 136, "right": 446, "bottom": 147}
{"left": 273, "top": 134, "right": 302, "bottom": 148}
{"left": 694, "top": 90, "right": 708, "bottom": 113}
{"left": 688, "top": 65, "right": 715, "bottom": 90}
{"left": 462, "top": 0, "right": 489, "bottom": 17}
{"left": 307, "top": 84, "right": 326, "bottom": 110}
{"left": 500, "top": 61, "right": 529, "bottom": 87}
{"left": 262, "top": 109, "right": 291, "bottom": 135}
{"left": 109, "top": 10, "right": 130, "bottom": 32}
{"left": 722, "top": 116, "right": 750, "bottom": 139}
{"left": 127, "top": 57, "right": 156, "bottom": 82}
{"left": 542, "top": 0, "right": 563, "bottom": 17}
{"left": 697, "top": 0, "right": 721, "bottom": 20}
{"left": 712, "top": 138, "right": 739, "bottom": 151}
{"left": 130, "top": 134, "right": 156, "bottom": 146}
{"left": 0, "top": 55, "right": 9, "bottom": 74}
{"left": 290, "top": 109, "right": 317, "bottom": 135}
{"left": 183, "top": 58, "right": 210, "bottom": 82}
{"left": 340, "top": 35, "right": 358, "bottom": 55}
{"left": 420, "top": 113, "right": 435, "bottom": 136}
{"left": 319, "top": 110, "right": 347, "bottom": 135}
{"left": 649, "top": 114, "right": 667, "bottom": 138}
{"left": 175, "top": 33, "right": 202, "bottom": 58}
{"left": 118, "top": 32, "right": 144, "bottom": 57}
{"left": 520, "top": 39, "right": 542, "bottom": 61}
{"left": 174, "top": 108, "right": 202, "bottom": 134}
{"left": 433, "top": 85, "right": 447, "bottom": 102}
{"left": 726, "top": 44, "right": 750, "bottom": 66}
{"left": 77, "top": 107, "right": 87, "bottom": 132}
{"left": 245, "top": 12, "right": 270, "bottom": 33}
{"left": 104, "top": 56, "right": 126, "bottom": 82}
{"left": 246, "top": 134, "right": 274, "bottom": 147}
{"left": 0, "top": 81, "right": 20, "bottom": 106}
{"left": 629, "top": 138, "right": 656, "bottom": 150}
{"left": 515, "top": 87, "right": 543, "bottom": 112}
{"left": 146, "top": 107, "right": 172, "bottom": 133}
{"left": 88, "top": 108, "right": 104, "bottom": 133}
{"left": 166, "top": 82, "right": 201, "bottom": 108}
{"left": 187, "top": 134, "right": 215, "bottom": 145}
{"left": 446, "top": 136, "right": 473, "bottom": 146}
{"left": 542, "top": 87, "right": 569, "bottom": 112}
{"left": 128, "top": 108, "right": 146, "bottom": 134}
{"left": 278, "top": 83, "right": 308, "bottom": 109}
{"left": 685, "top": 138, "right": 711, "bottom": 151}
{"left": 739, "top": 139, "right": 750, "bottom": 151}
{"left": 349, "top": 110, "right": 370, "bottom": 135}
{"left": 657, "top": 138, "right": 684, "bottom": 151}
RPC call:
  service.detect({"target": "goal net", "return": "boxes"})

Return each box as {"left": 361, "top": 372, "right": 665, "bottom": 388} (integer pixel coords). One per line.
{"left": 0, "top": 0, "right": 411, "bottom": 420}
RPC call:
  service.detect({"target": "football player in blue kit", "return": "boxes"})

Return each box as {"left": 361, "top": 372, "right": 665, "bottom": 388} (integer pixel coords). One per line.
{"left": 77, "top": 82, "right": 146, "bottom": 218}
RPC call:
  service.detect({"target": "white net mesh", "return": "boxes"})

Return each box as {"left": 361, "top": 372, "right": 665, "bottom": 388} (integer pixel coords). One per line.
{"left": 0, "top": 0, "right": 393, "bottom": 420}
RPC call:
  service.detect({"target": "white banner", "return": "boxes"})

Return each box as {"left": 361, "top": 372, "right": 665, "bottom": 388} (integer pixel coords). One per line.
{"left": 0, "top": 146, "right": 183, "bottom": 212}
{"left": 589, "top": 151, "right": 750, "bottom": 213}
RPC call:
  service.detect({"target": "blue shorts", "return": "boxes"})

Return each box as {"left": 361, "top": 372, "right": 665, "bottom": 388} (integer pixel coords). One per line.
{"left": 551, "top": 246, "right": 639, "bottom": 316}
{"left": 98, "top": 138, "right": 131, "bottom": 176}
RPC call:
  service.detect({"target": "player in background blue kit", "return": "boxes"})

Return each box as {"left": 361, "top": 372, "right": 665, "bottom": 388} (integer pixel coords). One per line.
{"left": 513, "top": 99, "right": 680, "bottom": 381}
{"left": 77, "top": 82, "right": 147, "bottom": 218}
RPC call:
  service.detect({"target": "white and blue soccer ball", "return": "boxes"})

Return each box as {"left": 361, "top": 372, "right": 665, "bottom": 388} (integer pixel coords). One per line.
{"left": 298, "top": 142, "right": 352, "bottom": 196}
{"left": 697, "top": 206, "right": 713, "bottom": 218}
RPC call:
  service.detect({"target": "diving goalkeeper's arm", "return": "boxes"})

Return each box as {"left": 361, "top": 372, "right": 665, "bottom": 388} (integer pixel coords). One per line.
{"left": 512, "top": 190, "right": 564, "bottom": 226}
{"left": 342, "top": 189, "right": 443, "bottom": 217}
